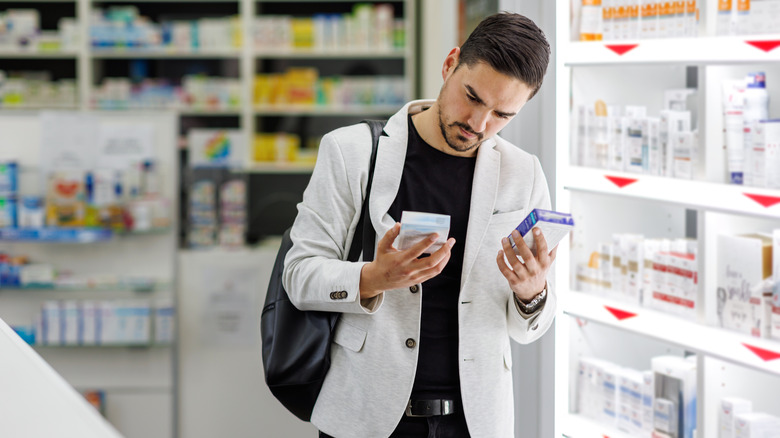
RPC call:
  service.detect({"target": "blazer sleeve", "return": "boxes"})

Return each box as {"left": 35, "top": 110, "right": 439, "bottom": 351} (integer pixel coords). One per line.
{"left": 281, "top": 125, "right": 383, "bottom": 314}
{"left": 505, "top": 155, "right": 557, "bottom": 344}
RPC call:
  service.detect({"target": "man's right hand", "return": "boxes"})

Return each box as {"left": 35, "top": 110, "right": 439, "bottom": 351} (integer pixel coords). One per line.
{"left": 359, "top": 222, "right": 456, "bottom": 299}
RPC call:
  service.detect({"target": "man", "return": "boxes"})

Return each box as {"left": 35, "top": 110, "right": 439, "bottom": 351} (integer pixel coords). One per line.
{"left": 283, "top": 12, "right": 555, "bottom": 438}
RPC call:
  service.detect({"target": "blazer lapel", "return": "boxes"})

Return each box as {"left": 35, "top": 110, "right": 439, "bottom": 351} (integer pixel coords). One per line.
{"left": 461, "top": 139, "right": 500, "bottom": 287}
{"left": 368, "top": 104, "right": 410, "bottom": 240}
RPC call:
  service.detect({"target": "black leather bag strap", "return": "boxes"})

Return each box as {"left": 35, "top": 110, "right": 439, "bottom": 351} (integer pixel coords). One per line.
{"left": 346, "top": 119, "right": 385, "bottom": 263}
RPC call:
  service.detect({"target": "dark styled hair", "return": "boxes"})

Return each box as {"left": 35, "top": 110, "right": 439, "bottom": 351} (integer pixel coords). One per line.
{"left": 457, "top": 12, "right": 550, "bottom": 99}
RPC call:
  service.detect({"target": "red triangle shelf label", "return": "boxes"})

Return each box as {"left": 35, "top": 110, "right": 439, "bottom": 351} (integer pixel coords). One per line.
{"left": 605, "top": 44, "right": 639, "bottom": 55}
{"left": 742, "top": 343, "right": 780, "bottom": 362}
{"left": 604, "top": 306, "right": 637, "bottom": 321}
{"left": 743, "top": 193, "right": 780, "bottom": 208}
{"left": 746, "top": 40, "right": 780, "bottom": 52}
{"left": 605, "top": 175, "right": 638, "bottom": 188}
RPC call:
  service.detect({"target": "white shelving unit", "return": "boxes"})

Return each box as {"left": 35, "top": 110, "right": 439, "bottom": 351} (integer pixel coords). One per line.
{"left": 0, "top": 111, "right": 179, "bottom": 438}
{"left": 554, "top": 2, "right": 780, "bottom": 437}
{"left": 0, "top": 0, "right": 417, "bottom": 174}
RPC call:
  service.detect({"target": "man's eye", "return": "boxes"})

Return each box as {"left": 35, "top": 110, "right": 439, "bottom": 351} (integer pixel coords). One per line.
{"left": 466, "top": 94, "right": 477, "bottom": 102}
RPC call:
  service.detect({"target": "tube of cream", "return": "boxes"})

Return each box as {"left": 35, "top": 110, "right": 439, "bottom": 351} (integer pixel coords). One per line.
{"left": 722, "top": 79, "right": 746, "bottom": 184}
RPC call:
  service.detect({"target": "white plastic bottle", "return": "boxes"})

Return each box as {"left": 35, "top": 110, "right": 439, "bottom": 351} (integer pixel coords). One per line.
{"left": 743, "top": 72, "right": 769, "bottom": 186}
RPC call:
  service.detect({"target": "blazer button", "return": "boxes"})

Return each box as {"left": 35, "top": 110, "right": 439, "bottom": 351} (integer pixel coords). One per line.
{"left": 409, "top": 285, "right": 419, "bottom": 293}
{"left": 330, "top": 292, "right": 337, "bottom": 300}
{"left": 340, "top": 291, "right": 348, "bottom": 299}
{"left": 405, "top": 338, "right": 416, "bottom": 349}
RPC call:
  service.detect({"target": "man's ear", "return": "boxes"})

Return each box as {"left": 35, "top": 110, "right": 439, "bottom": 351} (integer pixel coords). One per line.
{"left": 442, "top": 47, "right": 461, "bottom": 81}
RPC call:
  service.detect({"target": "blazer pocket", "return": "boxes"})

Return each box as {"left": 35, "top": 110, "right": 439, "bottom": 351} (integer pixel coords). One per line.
{"left": 491, "top": 209, "right": 526, "bottom": 226}
{"left": 333, "top": 320, "right": 367, "bottom": 353}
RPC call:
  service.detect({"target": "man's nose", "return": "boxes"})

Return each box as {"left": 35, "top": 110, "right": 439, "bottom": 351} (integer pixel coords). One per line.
{"left": 468, "top": 109, "right": 489, "bottom": 134}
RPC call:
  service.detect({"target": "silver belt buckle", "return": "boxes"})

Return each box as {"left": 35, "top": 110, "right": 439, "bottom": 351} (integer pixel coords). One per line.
{"left": 405, "top": 400, "right": 427, "bottom": 417}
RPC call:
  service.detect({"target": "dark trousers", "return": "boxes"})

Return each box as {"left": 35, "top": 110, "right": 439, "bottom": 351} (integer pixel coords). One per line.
{"left": 318, "top": 411, "right": 470, "bottom": 438}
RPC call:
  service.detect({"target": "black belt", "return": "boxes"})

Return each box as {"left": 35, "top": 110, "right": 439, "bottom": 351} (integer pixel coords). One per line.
{"left": 405, "top": 399, "right": 456, "bottom": 417}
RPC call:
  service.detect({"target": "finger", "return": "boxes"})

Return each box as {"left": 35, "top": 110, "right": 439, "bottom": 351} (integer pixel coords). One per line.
{"left": 510, "top": 230, "right": 539, "bottom": 274}
{"left": 549, "top": 245, "right": 558, "bottom": 263}
{"left": 534, "top": 228, "right": 549, "bottom": 264}
{"left": 495, "top": 249, "right": 516, "bottom": 279}
{"left": 405, "top": 232, "right": 440, "bottom": 259}
{"left": 501, "top": 235, "right": 531, "bottom": 278}
{"left": 415, "top": 250, "right": 452, "bottom": 282}
{"left": 413, "top": 238, "right": 455, "bottom": 269}
{"left": 376, "top": 223, "right": 401, "bottom": 252}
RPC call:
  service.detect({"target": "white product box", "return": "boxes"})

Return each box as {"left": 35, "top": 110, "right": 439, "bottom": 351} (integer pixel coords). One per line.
{"left": 97, "top": 301, "right": 116, "bottom": 345}
{"left": 654, "top": 398, "right": 678, "bottom": 436}
{"left": 652, "top": 355, "right": 697, "bottom": 438}
{"left": 154, "top": 300, "right": 175, "bottom": 344}
{"left": 624, "top": 234, "right": 645, "bottom": 305}
{"left": 644, "top": 117, "right": 662, "bottom": 175}
{"left": 649, "top": 239, "right": 672, "bottom": 313}
{"left": 19, "top": 264, "right": 55, "bottom": 288}
{"left": 624, "top": 115, "right": 645, "bottom": 173}
{"left": 734, "top": 412, "right": 780, "bottom": 438}
{"left": 642, "top": 239, "right": 662, "bottom": 307}
{"left": 673, "top": 130, "right": 697, "bottom": 180}
{"left": 720, "top": 397, "right": 753, "bottom": 438}
{"left": 576, "top": 263, "right": 600, "bottom": 294}
{"left": 81, "top": 301, "right": 98, "bottom": 345}
{"left": 608, "top": 106, "right": 625, "bottom": 171}
{"left": 62, "top": 300, "right": 80, "bottom": 346}
{"left": 611, "top": 236, "right": 626, "bottom": 299}
{"left": 601, "top": 362, "right": 622, "bottom": 427}
{"left": 397, "top": 211, "right": 450, "bottom": 253}
{"left": 665, "top": 88, "right": 696, "bottom": 112}
{"left": 41, "top": 301, "right": 62, "bottom": 346}
{"left": 754, "top": 120, "right": 780, "bottom": 189}
{"left": 618, "top": 368, "right": 644, "bottom": 435}
{"left": 718, "top": 234, "right": 773, "bottom": 337}
{"left": 597, "top": 241, "right": 614, "bottom": 296}
{"left": 509, "top": 209, "right": 575, "bottom": 256}
{"left": 659, "top": 110, "right": 691, "bottom": 177}
{"left": 665, "top": 238, "right": 698, "bottom": 318}
{"left": 642, "top": 370, "right": 655, "bottom": 435}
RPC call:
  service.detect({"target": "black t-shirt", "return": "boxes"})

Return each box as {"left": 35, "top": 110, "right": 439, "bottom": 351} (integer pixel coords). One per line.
{"left": 387, "top": 115, "right": 477, "bottom": 400}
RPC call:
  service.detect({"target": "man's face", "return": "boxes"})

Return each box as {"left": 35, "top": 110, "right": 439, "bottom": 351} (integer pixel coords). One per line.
{"left": 436, "top": 58, "right": 534, "bottom": 155}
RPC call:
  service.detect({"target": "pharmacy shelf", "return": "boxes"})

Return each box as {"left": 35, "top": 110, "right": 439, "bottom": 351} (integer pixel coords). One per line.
{"left": 239, "top": 162, "right": 315, "bottom": 174}
{"left": 253, "top": 104, "right": 399, "bottom": 116}
{"left": 560, "top": 413, "right": 635, "bottom": 438}
{"left": 254, "top": 48, "right": 408, "bottom": 59}
{"left": 561, "top": 290, "right": 780, "bottom": 377}
{"left": 0, "top": 49, "right": 78, "bottom": 59}
{"left": 562, "top": 166, "right": 780, "bottom": 219}
{"left": 90, "top": 48, "right": 241, "bottom": 59}
{"left": 0, "top": 282, "right": 169, "bottom": 293}
{"left": 563, "top": 36, "right": 780, "bottom": 66}
{"left": 0, "top": 227, "right": 113, "bottom": 243}
{"left": 92, "top": 107, "right": 242, "bottom": 116}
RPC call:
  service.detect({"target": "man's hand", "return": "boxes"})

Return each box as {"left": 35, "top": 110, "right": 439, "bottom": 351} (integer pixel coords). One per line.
{"left": 496, "top": 228, "right": 557, "bottom": 302}
{"left": 359, "top": 223, "right": 456, "bottom": 299}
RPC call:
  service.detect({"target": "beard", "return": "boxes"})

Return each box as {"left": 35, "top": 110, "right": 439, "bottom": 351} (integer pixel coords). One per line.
{"left": 437, "top": 106, "right": 484, "bottom": 153}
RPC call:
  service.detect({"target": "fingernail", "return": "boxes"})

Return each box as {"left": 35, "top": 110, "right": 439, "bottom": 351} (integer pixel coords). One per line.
{"left": 448, "top": 239, "right": 455, "bottom": 248}
{"left": 511, "top": 230, "right": 520, "bottom": 237}
{"left": 429, "top": 234, "right": 439, "bottom": 241}
{"left": 534, "top": 228, "right": 541, "bottom": 235}
{"left": 502, "top": 237, "right": 509, "bottom": 244}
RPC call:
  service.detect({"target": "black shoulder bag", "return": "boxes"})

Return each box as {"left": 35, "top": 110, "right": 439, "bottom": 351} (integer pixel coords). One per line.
{"left": 261, "top": 120, "right": 385, "bottom": 421}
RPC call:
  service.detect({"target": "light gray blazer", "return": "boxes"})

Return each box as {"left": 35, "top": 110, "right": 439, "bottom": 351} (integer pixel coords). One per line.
{"left": 283, "top": 100, "right": 556, "bottom": 438}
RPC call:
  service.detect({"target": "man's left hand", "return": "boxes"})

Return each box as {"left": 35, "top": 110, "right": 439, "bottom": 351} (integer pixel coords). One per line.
{"left": 495, "top": 228, "right": 557, "bottom": 302}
